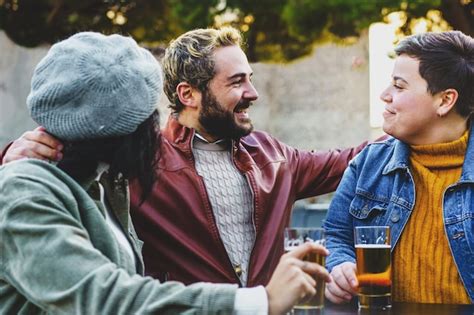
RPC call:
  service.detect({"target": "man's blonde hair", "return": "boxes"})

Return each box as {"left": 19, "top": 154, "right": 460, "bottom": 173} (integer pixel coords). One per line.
{"left": 162, "top": 27, "right": 242, "bottom": 113}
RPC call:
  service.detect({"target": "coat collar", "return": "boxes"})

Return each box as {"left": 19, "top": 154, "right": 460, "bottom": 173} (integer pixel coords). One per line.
{"left": 382, "top": 123, "right": 474, "bottom": 181}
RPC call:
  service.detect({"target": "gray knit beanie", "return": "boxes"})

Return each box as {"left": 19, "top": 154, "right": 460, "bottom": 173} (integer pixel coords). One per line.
{"left": 27, "top": 32, "right": 162, "bottom": 141}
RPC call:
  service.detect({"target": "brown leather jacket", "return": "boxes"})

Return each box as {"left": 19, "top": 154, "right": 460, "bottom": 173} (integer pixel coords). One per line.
{"left": 130, "top": 115, "right": 367, "bottom": 287}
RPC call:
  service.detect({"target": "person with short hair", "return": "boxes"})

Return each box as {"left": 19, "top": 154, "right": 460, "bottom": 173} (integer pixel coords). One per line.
{"left": 0, "top": 31, "right": 331, "bottom": 315}
{"left": 324, "top": 30, "right": 474, "bottom": 304}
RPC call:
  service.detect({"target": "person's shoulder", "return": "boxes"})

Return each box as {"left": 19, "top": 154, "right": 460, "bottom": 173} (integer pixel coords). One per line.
{"left": 0, "top": 159, "right": 72, "bottom": 190}
{"left": 0, "top": 160, "right": 62, "bottom": 206}
{"left": 1, "top": 158, "right": 53, "bottom": 176}
{"left": 239, "top": 130, "right": 291, "bottom": 162}
{"left": 351, "top": 136, "right": 397, "bottom": 164}
{"left": 366, "top": 136, "right": 396, "bottom": 150}
{"left": 241, "top": 130, "right": 281, "bottom": 146}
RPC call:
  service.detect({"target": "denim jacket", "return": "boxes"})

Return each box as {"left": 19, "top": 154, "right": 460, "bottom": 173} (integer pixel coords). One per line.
{"left": 324, "top": 125, "right": 474, "bottom": 302}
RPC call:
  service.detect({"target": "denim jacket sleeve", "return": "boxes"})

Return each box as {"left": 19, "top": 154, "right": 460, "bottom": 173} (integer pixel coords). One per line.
{"left": 0, "top": 160, "right": 237, "bottom": 314}
{"left": 323, "top": 156, "right": 360, "bottom": 272}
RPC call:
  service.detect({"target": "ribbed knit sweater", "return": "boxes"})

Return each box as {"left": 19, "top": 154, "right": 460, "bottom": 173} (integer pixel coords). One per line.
{"left": 193, "top": 137, "right": 255, "bottom": 286}
{"left": 392, "top": 131, "right": 470, "bottom": 303}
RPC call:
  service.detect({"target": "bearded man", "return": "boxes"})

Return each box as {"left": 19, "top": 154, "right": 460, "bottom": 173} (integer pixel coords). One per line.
{"left": 130, "top": 27, "right": 368, "bottom": 287}
{"left": 1, "top": 27, "right": 367, "bottom": 288}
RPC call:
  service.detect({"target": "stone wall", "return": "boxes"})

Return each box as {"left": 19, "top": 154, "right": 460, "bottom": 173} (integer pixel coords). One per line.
{"left": 0, "top": 31, "right": 49, "bottom": 148}
{"left": 0, "top": 30, "right": 380, "bottom": 151}
{"left": 249, "top": 37, "right": 373, "bottom": 151}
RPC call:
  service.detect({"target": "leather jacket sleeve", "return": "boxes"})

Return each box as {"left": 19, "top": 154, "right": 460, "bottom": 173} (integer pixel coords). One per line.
{"left": 285, "top": 139, "right": 368, "bottom": 199}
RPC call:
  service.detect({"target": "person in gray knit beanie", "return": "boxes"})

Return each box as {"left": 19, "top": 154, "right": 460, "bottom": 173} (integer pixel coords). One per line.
{"left": 0, "top": 31, "right": 331, "bottom": 315}
{"left": 27, "top": 31, "right": 162, "bottom": 141}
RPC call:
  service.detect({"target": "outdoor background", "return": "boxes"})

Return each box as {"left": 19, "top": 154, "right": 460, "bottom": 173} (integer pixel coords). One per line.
{"left": 1, "top": 0, "right": 473, "bottom": 211}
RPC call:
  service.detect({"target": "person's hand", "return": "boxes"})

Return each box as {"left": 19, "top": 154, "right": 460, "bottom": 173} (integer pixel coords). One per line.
{"left": 265, "top": 242, "right": 331, "bottom": 315}
{"left": 2, "top": 127, "right": 63, "bottom": 164}
{"left": 325, "top": 262, "right": 358, "bottom": 303}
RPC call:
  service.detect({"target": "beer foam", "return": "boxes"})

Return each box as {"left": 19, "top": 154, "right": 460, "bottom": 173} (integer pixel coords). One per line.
{"left": 355, "top": 244, "right": 391, "bottom": 249}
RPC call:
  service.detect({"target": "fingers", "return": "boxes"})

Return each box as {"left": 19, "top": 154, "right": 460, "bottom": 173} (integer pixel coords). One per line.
{"left": 282, "top": 243, "right": 331, "bottom": 284}
{"left": 299, "top": 271, "right": 317, "bottom": 300}
{"left": 284, "top": 242, "right": 329, "bottom": 260}
{"left": 2, "top": 128, "right": 63, "bottom": 164}
{"left": 287, "top": 260, "right": 317, "bottom": 302}
{"left": 325, "top": 262, "right": 357, "bottom": 303}
{"left": 300, "top": 260, "right": 331, "bottom": 284}
{"left": 326, "top": 279, "right": 353, "bottom": 303}
{"left": 300, "top": 266, "right": 317, "bottom": 287}
{"left": 266, "top": 255, "right": 320, "bottom": 315}
{"left": 27, "top": 127, "right": 63, "bottom": 152}
{"left": 338, "top": 262, "right": 358, "bottom": 290}
{"left": 266, "top": 243, "right": 332, "bottom": 315}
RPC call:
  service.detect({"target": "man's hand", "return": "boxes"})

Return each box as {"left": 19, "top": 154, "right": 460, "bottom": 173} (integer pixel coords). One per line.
{"left": 2, "top": 127, "right": 63, "bottom": 164}
{"left": 265, "top": 243, "right": 331, "bottom": 315}
{"left": 325, "top": 262, "right": 358, "bottom": 303}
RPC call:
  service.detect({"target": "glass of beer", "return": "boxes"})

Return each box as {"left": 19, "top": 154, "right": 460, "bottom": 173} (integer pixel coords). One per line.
{"left": 284, "top": 227, "right": 326, "bottom": 311}
{"left": 354, "top": 226, "right": 391, "bottom": 309}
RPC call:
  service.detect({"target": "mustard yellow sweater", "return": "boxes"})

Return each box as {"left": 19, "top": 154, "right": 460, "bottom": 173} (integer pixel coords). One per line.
{"left": 392, "top": 131, "right": 470, "bottom": 303}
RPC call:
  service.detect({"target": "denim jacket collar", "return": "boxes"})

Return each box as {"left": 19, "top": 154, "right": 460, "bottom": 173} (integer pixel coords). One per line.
{"left": 382, "top": 123, "right": 474, "bottom": 180}
{"left": 382, "top": 140, "right": 410, "bottom": 175}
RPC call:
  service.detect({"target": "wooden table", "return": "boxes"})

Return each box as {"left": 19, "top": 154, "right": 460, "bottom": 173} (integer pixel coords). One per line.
{"left": 292, "top": 301, "right": 474, "bottom": 315}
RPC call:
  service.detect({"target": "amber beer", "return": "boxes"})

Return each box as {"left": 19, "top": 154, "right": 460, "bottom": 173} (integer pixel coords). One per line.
{"left": 284, "top": 227, "right": 326, "bottom": 310}
{"left": 299, "top": 250, "right": 326, "bottom": 309}
{"left": 355, "top": 244, "right": 391, "bottom": 309}
{"left": 285, "top": 246, "right": 326, "bottom": 309}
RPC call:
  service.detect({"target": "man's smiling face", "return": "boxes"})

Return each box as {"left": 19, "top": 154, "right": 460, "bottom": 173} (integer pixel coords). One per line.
{"left": 197, "top": 45, "right": 259, "bottom": 140}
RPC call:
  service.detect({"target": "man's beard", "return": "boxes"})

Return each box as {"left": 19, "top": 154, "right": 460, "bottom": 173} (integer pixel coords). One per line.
{"left": 198, "top": 89, "right": 253, "bottom": 140}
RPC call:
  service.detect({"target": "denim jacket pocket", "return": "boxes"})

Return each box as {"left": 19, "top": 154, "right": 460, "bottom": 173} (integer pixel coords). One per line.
{"left": 349, "top": 194, "right": 388, "bottom": 223}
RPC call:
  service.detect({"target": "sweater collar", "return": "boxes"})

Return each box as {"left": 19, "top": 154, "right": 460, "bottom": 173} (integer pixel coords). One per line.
{"left": 162, "top": 114, "right": 236, "bottom": 151}
{"left": 409, "top": 131, "right": 468, "bottom": 169}
{"left": 384, "top": 123, "right": 474, "bottom": 181}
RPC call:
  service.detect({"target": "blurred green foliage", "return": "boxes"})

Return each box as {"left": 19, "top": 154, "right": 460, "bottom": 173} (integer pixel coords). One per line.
{"left": 0, "top": 0, "right": 472, "bottom": 62}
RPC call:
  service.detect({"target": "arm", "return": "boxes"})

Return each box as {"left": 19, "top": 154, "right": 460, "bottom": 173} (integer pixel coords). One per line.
{"left": 0, "top": 162, "right": 331, "bottom": 315}
{"left": 323, "top": 158, "right": 361, "bottom": 303}
{"left": 0, "top": 164, "right": 236, "bottom": 314}
{"left": 289, "top": 140, "right": 368, "bottom": 199}
{"left": 1, "top": 126, "right": 63, "bottom": 164}
{"left": 288, "top": 134, "right": 388, "bottom": 199}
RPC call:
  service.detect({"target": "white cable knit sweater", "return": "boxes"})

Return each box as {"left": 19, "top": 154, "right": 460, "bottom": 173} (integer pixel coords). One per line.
{"left": 193, "top": 137, "right": 255, "bottom": 286}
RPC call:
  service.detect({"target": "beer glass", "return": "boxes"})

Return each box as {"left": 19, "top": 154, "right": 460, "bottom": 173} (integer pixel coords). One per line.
{"left": 284, "top": 228, "right": 326, "bottom": 310}
{"left": 354, "top": 226, "right": 391, "bottom": 309}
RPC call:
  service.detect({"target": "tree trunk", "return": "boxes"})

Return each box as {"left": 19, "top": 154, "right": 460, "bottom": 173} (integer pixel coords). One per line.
{"left": 440, "top": 0, "right": 473, "bottom": 37}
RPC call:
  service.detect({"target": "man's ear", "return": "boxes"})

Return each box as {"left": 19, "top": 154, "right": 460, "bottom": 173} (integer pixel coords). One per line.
{"left": 176, "top": 82, "right": 200, "bottom": 109}
{"left": 437, "top": 88, "right": 458, "bottom": 117}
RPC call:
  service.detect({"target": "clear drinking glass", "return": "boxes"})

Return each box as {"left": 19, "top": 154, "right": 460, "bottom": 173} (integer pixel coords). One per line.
{"left": 354, "top": 226, "right": 391, "bottom": 310}
{"left": 284, "top": 227, "right": 326, "bottom": 311}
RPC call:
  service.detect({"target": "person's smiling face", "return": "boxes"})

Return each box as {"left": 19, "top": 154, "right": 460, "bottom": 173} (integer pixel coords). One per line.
{"left": 197, "top": 45, "right": 259, "bottom": 140}
{"left": 380, "top": 54, "right": 443, "bottom": 145}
